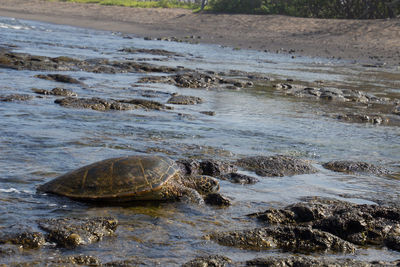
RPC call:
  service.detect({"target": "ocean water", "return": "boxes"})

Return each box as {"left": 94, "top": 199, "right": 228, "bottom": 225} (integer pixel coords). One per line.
{"left": 0, "top": 16, "right": 400, "bottom": 265}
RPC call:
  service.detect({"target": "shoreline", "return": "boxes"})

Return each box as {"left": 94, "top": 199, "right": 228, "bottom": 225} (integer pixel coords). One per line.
{"left": 0, "top": 0, "right": 399, "bottom": 67}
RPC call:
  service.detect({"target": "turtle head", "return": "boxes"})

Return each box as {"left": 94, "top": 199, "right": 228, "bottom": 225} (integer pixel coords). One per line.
{"left": 190, "top": 175, "right": 220, "bottom": 195}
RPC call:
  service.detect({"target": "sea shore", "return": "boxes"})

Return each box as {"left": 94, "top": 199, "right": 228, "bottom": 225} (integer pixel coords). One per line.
{"left": 0, "top": 0, "right": 399, "bottom": 66}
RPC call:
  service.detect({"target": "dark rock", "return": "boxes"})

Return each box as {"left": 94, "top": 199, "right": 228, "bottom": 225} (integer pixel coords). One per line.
{"left": 220, "top": 173, "right": 259, "bottom": 184}
{"left": 236, "top": 155, "right": 317, "bottom": 177}
{"left": 35, "top": 74, "right": 81, "bottom": 84}
{"left": 182, "top": 255, "right": 232, "bottom": 267}
{"left": 38, "top": 217, "right": 118, "bottom": 248}
{"left": 32, "top": 87, "right": 77, "bottom": 97}
{"left": 251, "top": 198, "right": 400, "bottom": 249}
{"left": 336, "top": 113, "right": 389, "bottom": 125}
{"left": 119, "top": 47, "right": 183, "bottom": 57}
{"left": 139, "top": 71, "right": 251, "bottom": 90}
{"left": 119, "top": 98, "right": 172, "bottom": 110}
{"left": 0, "top": 94, "right": 33, "bottom": 102}
{"left": 55, "top": 97, "right": 135, "bottom": 111}
{"left": 206, "top": 225, "right": 355, "bottom": 253}
{"left": 204, "top": 193, "right": 231, "bottom": 207}
{"left": 200, "top": 111, "right": 216, "bottom": 116}
{"left": 0, "top": 51, "right": 178, "bottom": 74}
{"left": 246, "top": 256, "right": 400, "bottom": 267}
{"left": 9, "top": 255, "right": 101, "bottom": 266}
{"left": 176, "top": 159, "right": 237, "bottom": 177}
{"left": 167, "top": 95, "right": 204, "bottom": 105}
{"left": 0, "top": 231, "right": 46, "bottom": 249}
{"left": 393, "top": 105, "right": 400, "bottom": 115}
{"left": 322, "top": 161, "right": 390, "bottom": 176}
{"left": 200, "top": 160, "right": 238, "bottom": 177}
{"left": 176, "top": 159, "right": 202, "bottom": 176}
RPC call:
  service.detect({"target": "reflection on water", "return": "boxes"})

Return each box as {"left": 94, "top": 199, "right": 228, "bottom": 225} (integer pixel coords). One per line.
{"left": 0, "top": 16, "right": 400, "bottom": 265}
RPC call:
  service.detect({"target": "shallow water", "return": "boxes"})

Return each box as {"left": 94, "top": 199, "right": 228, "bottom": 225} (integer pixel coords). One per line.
{"left": 0, "top": 16, "right": 400, "bottom": 265}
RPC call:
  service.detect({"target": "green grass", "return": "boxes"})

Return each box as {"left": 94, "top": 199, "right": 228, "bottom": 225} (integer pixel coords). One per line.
{"left": 52, "top": 0, "right": 199, "bottom": 9}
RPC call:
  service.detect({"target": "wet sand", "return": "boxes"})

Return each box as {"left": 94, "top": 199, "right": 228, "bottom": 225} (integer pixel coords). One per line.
{"left": 0, "top": 0, "right": 399, "bottom": 66}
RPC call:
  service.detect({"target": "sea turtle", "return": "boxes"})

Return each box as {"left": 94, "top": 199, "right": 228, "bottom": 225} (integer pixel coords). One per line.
{"left": 37, "top": 155, "right": 220, "bottom": 203}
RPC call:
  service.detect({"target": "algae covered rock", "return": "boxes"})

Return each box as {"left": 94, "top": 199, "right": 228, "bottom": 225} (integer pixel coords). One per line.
{"left": 38, "top": 217, "right": 118, "bottom": 248}
{"left": 236, "top": 155, "right": 317, "bottom": 177}
{"left": 322, "top": 160, "right": 390, "bottom": 176}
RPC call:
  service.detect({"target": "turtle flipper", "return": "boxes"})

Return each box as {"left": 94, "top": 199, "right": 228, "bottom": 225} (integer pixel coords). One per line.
{"left": 177, "top": 185, "right": 204, "bottom": 204}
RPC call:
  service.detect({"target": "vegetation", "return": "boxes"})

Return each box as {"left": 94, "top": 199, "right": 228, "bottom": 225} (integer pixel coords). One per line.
{"left": 208, "top": 0, "right": 400, "bottom": 19}
{"left": 54, "top": 0, "right": 199, "bottom": 9}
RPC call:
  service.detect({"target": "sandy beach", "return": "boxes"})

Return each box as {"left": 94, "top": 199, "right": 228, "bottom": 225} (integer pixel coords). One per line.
{"left": 0, "top": 0, "right": 399, "bottom": 66}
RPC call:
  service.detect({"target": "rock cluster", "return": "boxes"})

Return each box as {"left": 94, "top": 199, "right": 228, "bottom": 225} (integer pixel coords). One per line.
{"left": 236, "top": 155, "right": 318, "bottom": 177}
{"left": 0, "top": 217, "right": 117, "bottom": 249}
{"left": 249, "top": 198, "right": 400, "bottom": 250}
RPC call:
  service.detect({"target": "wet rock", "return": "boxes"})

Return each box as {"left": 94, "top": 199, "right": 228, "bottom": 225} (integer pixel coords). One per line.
{"left": 0, "top": 94, "right": 33, "bottom": 102}
{"left": 251, "top": 198, "right": 400, "bottom": 249}
{"left": 182, "top": 255, "right": 232, "bottom": 267}
{"left": 0, "top": 231, "right": 46, "bottom": 249}
{"left": 206, "top": 225, "right": 355, "bottom": 253}
{"left": 0, "top": 51, "right": 178, "bottom": 74}
{"left": 176, "top": 159, "right": 237, "bottom": 177}
{"left": 9, "top": 255, "right": 101, "bottom": 266}
{"left": 220, "top": 172, "right": 259, "bottom": 184}
{"left": 119, "top": 98, "right": 172, "bottom": 110}
{"left": 55, "top": 97, "right": 135, "bottom": 111}
{"left": 32, "top": 87, "right": 77, "bottom": 97}
{"left": 274, "top": 83, "right": 389, "bottom": 104}
{"left": 393, "top": 105, "right": 400, "bottom": 115}
{"left": 236, "top": 155, "right": 317, "bottom": 177}
{"left": 139, "top": 71, "right": 252, "bottom": 90}
{"left": 200, "top": 111, "right": 216, "bottom": 116}
{"left": 35, "top": 74, "right": 81, "bottom": 84}
{"left": 38, "top": 217, "right": 118, "bottom": 248}
{"left": 246, "top": 256, "right": 400, "bottom": 267}
{"left": 119, "top": 47, "right": 183, "bottom": 57}
{"left": 204, "top": 193, "right": 231, "bottom": 207}
{"left": 336, "top": 113, "right": 389, "bottom": 124}
{"left": 167, "top": 95, "right": 204, "bottom": 105}
{"left": 322, "top": 161, "right": 390, "bottom": 176}
{"left": 200, "top": 160, "right": 238, "bottom": 177}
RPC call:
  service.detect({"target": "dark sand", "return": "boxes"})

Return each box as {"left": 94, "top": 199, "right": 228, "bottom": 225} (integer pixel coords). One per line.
{"left": 0, "top": 0, "right": 399, "bottom": 66}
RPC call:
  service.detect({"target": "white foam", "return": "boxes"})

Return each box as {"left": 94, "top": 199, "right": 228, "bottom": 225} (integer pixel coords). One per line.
{"left": 0, "top": 188, "right": 32, "bottom": 194}
{"left": 0, "top": 22, "right": 30, "bottom": 30}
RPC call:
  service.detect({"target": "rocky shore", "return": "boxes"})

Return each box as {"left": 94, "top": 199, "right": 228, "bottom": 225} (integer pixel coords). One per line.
{"left": 0, "top": 0, "right": 399, "bottom": 66}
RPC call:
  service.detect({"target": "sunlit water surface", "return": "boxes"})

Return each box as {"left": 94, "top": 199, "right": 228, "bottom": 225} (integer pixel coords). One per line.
{"left": 0, "top": 17, "right": 400, "bottom": 265}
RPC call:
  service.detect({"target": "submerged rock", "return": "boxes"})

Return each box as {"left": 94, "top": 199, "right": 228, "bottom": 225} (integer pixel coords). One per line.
{"left": 32, "top": 87, "right": 77, "bottom": 97}
{"left": 250, "top": 198, "right": 400, "bottom": 249}
{"left": 246, "top": 256, "right": 400, "bottom": 267}
{"left": 139, "top": 71, "right": 252, "bottom": 90}
{"left": 167, "top": 94, "right": 204, "bottom": 105}
{"left": 0, "top": 94, "right": 33, "bottom": 102}
{"left": 219, "top": 172, "right": 259, "bottom": 184}
{"left": 236, "top": 155, "right": 317, "bottom": 177}
{"left": 206, "top": 225, "right": 355, "bottom": 253}
{"left": 119, "top": 98, "right": 172, "bottom": 110}
{"left": 0, "top": 51, "right": 178, "bottom": 74}
{"left": 0, "top": 231, "right": 46, "bottom": 249}
{"left": 55, "top": 97, "right": 135, "bottom": 111}
{"left": 38, "top": 217, "right": 118, "bottom": 248}
{"left": 119, "top": 47, "right": 183, "bottom": 57}
{"left": 182, "top": 255, "right": 232, "bottom": 267}
{"left": 204, "top": 193, "right": 231, "bottom": 207}
{"left": 336, "top": 113, "right": 389, "bottom": 125}
{"left": 35, "top": 74, "right": 81, "bottom": 84}
{"left": 274, "top": 83, "right": 390, "bottom": 104}
{"left": 393, "top": 105, "right": 400, "bottom": 115}
{"left": 322, "top": 161, "right": 390, "bottom": 176}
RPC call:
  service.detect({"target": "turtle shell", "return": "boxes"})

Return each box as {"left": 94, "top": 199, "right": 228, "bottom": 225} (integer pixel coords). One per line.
{"left": 37, "top": 156, "right": 179, "bottom": 201}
